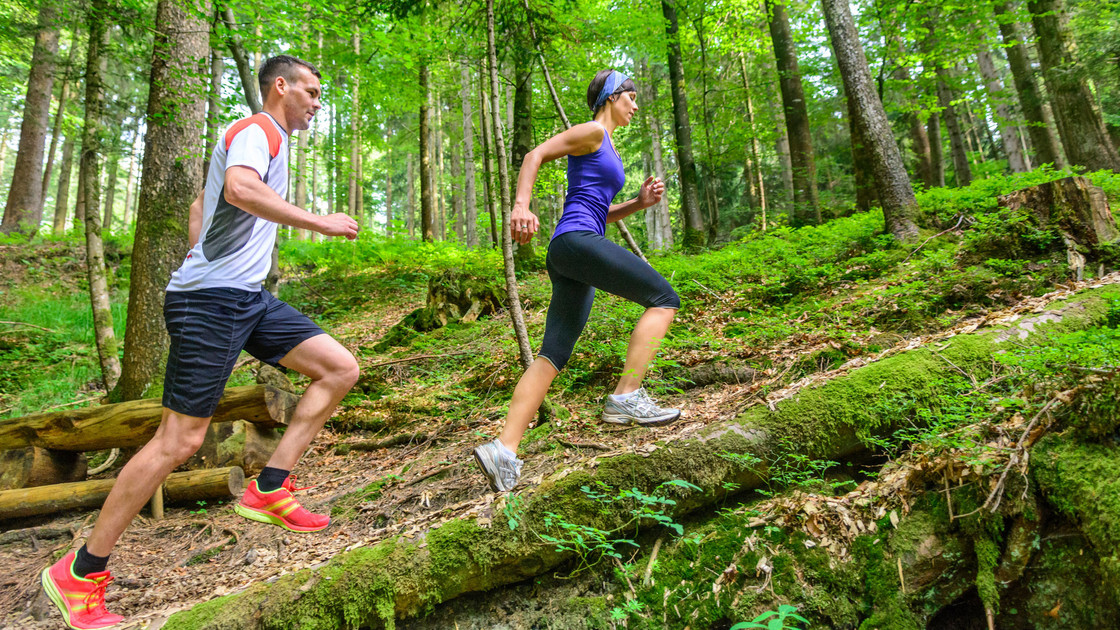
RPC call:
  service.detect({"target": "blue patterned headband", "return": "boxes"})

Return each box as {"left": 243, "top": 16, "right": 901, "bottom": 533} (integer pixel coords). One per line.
{"left": 592, "top": 71, "right": 630, "bottom": 113}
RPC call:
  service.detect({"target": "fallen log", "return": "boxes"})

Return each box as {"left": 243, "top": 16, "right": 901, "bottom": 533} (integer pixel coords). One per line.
{"left": 162, "top": 284, "right": 1120, "bottom": 630}
{"left": 0, "top": 466, "right": 244, "bottom": 521}
{"left": 0, "top": 385, "right": 299, "bottom": 452}
{"left": 0, "top": 447, "right": 86, "bottom": 490}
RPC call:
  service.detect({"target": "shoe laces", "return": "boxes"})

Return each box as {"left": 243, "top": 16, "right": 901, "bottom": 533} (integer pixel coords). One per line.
{"left": 283, "top": 475, "right": 315, "bottom": 492}
{"left": 85, "top": 575, "right": 113, "bottom": 613}
{"left": 628, "top": 388, "right": 662, "bottom": 415}
{"left": 498, "top": 454, "right": 524, "bottom": 489}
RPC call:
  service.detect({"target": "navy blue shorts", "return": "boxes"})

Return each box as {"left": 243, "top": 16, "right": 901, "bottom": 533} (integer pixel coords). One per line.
{"left": 539, "top": 230, "right": 680, "bottom": 372}
{"left": 162, "top": 288, "right": 324, "bottom": 418}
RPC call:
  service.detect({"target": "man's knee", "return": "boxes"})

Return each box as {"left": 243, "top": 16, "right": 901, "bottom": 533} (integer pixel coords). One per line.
{"left": 156, "top": 419, "right": 209, "bottom": 464}
{"left": 331, "top": 352, "right": 360, "bottom": 389}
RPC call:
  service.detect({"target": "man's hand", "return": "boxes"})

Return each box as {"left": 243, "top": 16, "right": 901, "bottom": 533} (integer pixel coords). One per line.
{"left": 637, "top": 176, "right": 665, "bottom": 209}
{"left": 317, "top": 213, "right": 360, "bottom": 240}
{"left": 510, "top": 204, "right": 539, "bottom": 245}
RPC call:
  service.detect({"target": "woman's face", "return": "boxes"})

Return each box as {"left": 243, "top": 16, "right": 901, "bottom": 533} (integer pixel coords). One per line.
{"left": 610, "top": 90, "right": 639, "bottom": 126}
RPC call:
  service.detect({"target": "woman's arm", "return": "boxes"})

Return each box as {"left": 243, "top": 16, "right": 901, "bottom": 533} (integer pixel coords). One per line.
{"left": 510, "top": 122, "right": 605, "bottom": 244}
{"left": 605, "top": 176, "right": 665, "bottom": 223}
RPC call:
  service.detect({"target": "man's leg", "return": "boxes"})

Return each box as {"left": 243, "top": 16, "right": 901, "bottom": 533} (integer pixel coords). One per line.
{"left": 85, "top": 410, "right": 211, "bottom": 556}
{"left": 267, "top": 333, "right": 359, "bottom": 470}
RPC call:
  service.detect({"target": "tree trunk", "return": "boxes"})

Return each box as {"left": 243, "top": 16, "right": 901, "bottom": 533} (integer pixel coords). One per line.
{"left": 52, "top": 137, "right": 75, "bottom": 234}
{"left": 79, "top": 2, "right": 119, "bottom": 392}
{"left": 693, "top": 7, "right": 720, "bottom": 240}
{"left": 662, "top": 0, "right": 706, "bottom": 251}
{"left": 221, "top": 7, "right": 261, "bottom": 114}
{"left": 642, "top": 58, "right": 675, "bottom": 247}
{"left": 434, "top": 92, "right": 446, "bottom": 240}
{"left": 294, "top": 128, "right": 309, "bottom": 238}
{"left": 0, "top": 385, "right": 299, "bottom": 452}
{"left": 935, "top": 69, "right": 973, "bottom": 187}
{"left": 406, "top": 152, "right": 415, "bottom": 237}
{"left": 384, "top": 138, "right": 393, "bottom": 236}
{"left": 0, "top": 467, "right": 244, "bottom": 521}
{"left": 2, "top": 0, "right": 59, "bottom": 235}
{"left": 767, "top": 0, "right": 819, "bottom": 226}
{"left": 994, "top": 1, "right": 1064, "bottom": 168}
{"left": 121, "top": 121, "right": 141, "bottom": 228}
{"left": 511, "top": 49, "right": 535, "bottom": 260}
{"left": 1028, "top": 0, "right": 1120, "bottom": 172}
{"left": 846, "top": 90, "right": 878, "bottom": 213}
{"left": 928, "top": 112, "right": 945, "bottom": 187}
{"left": 419, "top": 63, "right": 435, "bottom": 242}
{"left": 113, "top": 0, "right": 209, "bottom": 402}
{"left": 479, "top": 67, "right": 498, "bottom": 249}
{"left": 202, "top": 41, "right": 223, "bottom": 182}
{"left": 822, "top": 0, "right": 919, "bottom": 240}
{"left": 461, "top": 60, "right": 478, "bottom": 247}
{"left": 487, "top": 0, "right": 533, "bottom": 370}
{"left": 738, "top": 54, "right": 767, "bottom": 231}
{"left": 101, "top": 153, "right": 119, "bottom": 230}
{"left": 348, "top": 26, "right": 362, "bottom": 225}
{"left": 159, "top": 285, "right": 1120, "bottom": 629}
{"left": 41, "top": 26, "right": 79, "bottom": 209}
{"left": 891, "top": 57, "right": 935, "bottom": 188}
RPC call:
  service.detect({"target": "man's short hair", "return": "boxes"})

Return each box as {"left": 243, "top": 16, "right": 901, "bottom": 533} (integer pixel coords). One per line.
{"left": 258, "top": 55, "right": 321, "bottom": 100}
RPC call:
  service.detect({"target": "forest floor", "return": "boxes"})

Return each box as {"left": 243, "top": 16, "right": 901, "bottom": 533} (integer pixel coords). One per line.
{"left": 1, "top": 177, "right": 1118, "bottom": 628}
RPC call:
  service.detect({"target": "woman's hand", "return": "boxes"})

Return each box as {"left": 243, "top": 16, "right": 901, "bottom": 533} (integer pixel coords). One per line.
{"left": 510, "top": 204, "right": 540, "bottom": 245}
{"left": 637, "top": 176, "right": 665, "bottom": 209}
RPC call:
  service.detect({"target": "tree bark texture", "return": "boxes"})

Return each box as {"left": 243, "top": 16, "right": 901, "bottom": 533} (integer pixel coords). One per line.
{"left": 927, "top": 112, "right": 945, "bottom": 187}
{"left": 160, "top": 284, "right": 1120, "bottom": 629}
{"left": 2, "top": 0, "right": 59, "bottom": 234}
{"left": 0, "top": 384, "right": 300, "bottom": 452}
{"left": 348, "top": 27, "right": 362, "bottom": 224}
{"left": 487, "top": 0, "right": 533, "bottom": 370}
{"left": 642, "top": 58, "right": 674, "bottom": 247}
{"left": 52, "top": 137, "right": 75, "bottom": 234}
{"left": 891, "top": 58, "right": 935, "bottom": 189}
{"left": 767, "top": 0, "right": 819, "bottom": 226}
{"left": 935, "top": 69, "right": 973, "bottom": 187}
{"left": 738, "top": 54, "right": 767, "bottom": 230}
{"left": 479, "top": 67, "right": 498, "bottom": 249}
{"left": 662, "top": 0, "right": 706, "bottom": 251}
{"left": 114, "top": 0, "right": 209, "bottom": 402}
{"left": 121, "top": 122, "right": 142, "bottom": 227}
{"left": 385, "top": 141, "right": 393, "bottom": 236}
{"left": 0, "top": 447, "right": 85, "bottom": 491}
{"left": 202, "top": 42, "right": 223, "bottom": 183}
{"left": 41, "top": 27, "right": 79, "bottom": 208}
{"left": 222, "top": 7, "right": 261, "bottom": 114}
{"left": 0, "top": 466, "right": 244, "bottom": 521}
{"left": 822, "top": 0, "right": 919, "bottom": 240}
{"left": 295, "top": 129, "right": 310, "bottom": 238}
{"left": 976, "top": 43, "right": 1029, "bottom": 173}
{"left": 80, "top": 1, "right": 119, "bottom": 391}
{"left": 419, "top": 63, "right": 435, "bottom": 242}
{"left": 994, "top": 2, "right": 1064, "bottom": 168}
{"left": 461, "top": 60, "right": 478, "bottom": 247}
{"left": 694, "top": 8, "right": 720, "bottom": 240}
{"left": 1027, "top": 0, "right": 1120, "bottom": 172}
{"left": 406, "top": 152, "right": 415, "bottom": 237}
{"left": 102, "top": 153, "right": 119, "bottom": 230}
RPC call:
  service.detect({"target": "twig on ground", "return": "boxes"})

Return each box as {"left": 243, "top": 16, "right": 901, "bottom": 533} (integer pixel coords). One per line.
{"left": 0, "top": 320, "right": 57, "bottom": 333}
{"left": 87, "top": 448, "right": 120, "bottom": 475}
{"left": 346, "top": 432, "right": 431, "bottom": 451}
{"left": 644, "top": 537, "right": 664, "bottom": 587}
{"left": 902, "top": 214, "right": 965, "bottom": 264}
{"left": 690, "top": 279, "right": 727, "bottom": 303}
{"left": 366, "top": 352, "right": 471, "bottom": 370}
{"left": 556, "top": 438, "right": 611, "bottom": 452}
{"left": 44, "top": 395, "right": 101, "bottom": 411}
{"left": 983, "top": 395, "right": 1063, "bottom": 513}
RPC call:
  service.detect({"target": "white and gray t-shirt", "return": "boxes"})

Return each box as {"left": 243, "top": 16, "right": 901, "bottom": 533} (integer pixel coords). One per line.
{"left": 167, "top": 112, "right": 289, "bottom": 293}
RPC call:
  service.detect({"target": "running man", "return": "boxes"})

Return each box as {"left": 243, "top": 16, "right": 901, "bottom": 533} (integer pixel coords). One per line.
{"left": 41, "top": 55, "right": 360, "bottom": 630}
{"left": 473, "top": 69, "right": 680, "bottom": 494}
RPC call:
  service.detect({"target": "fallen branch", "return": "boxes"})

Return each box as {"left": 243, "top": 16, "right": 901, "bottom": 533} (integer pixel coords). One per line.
{"left": 556, "top": 439, "right": 611, "bottom": 452}
{"left": 365, "top": 352, "right": 471, "bottom": 370}
{"left": 902, "top": 214, "right": 965, "bottom": 264}
{"left": 0, "top": 320, "right": 57, "bottom": 333}
{"left": 87, "top": 448, "right": 119, "bottom": 476}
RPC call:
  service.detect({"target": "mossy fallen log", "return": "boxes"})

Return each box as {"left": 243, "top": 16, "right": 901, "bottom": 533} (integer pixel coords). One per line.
{"left": 0, "top": 466, "right": 244, "bottom": 520}
{"left": 0, "top": 385, "right": 299, "bottom": 452}
{"left": 164, "top": 285, "right": 1120, "bottom": 630}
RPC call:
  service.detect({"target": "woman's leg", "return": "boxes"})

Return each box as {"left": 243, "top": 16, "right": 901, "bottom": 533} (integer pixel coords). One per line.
{"left": 614, "top": 306, "right": 676, "bottom": 395}
{"left": 498, "top": 357, "right": 559, "bottom": 451}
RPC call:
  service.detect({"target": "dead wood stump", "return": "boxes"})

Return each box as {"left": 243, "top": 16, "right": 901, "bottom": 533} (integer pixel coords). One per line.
{"left": 991, "top": 176, "right": 1119, "bottom": 277}
{"left": 376, "top": 271, "right": 505, "bottom": 350}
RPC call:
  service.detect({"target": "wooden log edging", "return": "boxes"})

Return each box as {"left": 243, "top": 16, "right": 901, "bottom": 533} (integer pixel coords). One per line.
{"left": 0, "top": 466, "right": 245, "bottom": 521}
{"left": 0, "top": 385, "right": 299, "bottom": 452}
{"left": 163, "top": 285, "right": 1120, "bottom": 630}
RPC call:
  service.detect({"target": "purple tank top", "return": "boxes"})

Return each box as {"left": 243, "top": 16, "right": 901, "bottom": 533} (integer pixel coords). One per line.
{"left": 553, "top": 124, "right": 625, "bottom": 239}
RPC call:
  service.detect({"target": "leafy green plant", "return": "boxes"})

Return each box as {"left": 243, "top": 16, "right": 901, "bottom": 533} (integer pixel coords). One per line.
{"left": 730, "top": 604, "right": 810, "bottom": 629}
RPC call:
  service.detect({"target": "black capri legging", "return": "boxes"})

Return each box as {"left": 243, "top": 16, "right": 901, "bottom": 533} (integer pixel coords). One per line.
{"left": 538, "top": 230, "right": 680, "bottom": 372}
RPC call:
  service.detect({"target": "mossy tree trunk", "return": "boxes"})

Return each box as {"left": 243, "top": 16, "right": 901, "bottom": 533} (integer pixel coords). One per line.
{"left": 163, "top": 285, "right": 1120, "bottom": 630}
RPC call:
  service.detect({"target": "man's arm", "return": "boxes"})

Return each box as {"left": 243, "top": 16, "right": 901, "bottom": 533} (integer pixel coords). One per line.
{"left": 224, "top": 166, "right": 358, "bottom": 239}
{"left": 187, "top": 191, "right": 204, "bottom": 248}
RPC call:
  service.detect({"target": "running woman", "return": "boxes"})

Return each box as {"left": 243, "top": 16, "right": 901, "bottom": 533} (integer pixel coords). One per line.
{"left": 473, "top": 69, "right": 680, "bottom": 493}
{"left": 41, "top": 55, "right": 360, "bottom": 630}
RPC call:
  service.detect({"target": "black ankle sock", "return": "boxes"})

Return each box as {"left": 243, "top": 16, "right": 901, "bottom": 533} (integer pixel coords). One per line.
{"left": 256, "top": 467, "right": 290, "bottom": 493}
{"left": 73, "top": 545, "right": 109, "bottom": 577}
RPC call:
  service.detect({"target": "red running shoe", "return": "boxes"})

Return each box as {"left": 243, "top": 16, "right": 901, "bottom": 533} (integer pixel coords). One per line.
{"left": 40, "top": 551, "right": 123, "bottom": 630}
{"left": 234, "top": 476, "right": 330, "bottom": 532}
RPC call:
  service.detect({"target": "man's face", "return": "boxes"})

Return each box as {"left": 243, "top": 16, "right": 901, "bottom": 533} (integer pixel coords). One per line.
{"left": 276, "top": 66, "right": 322, "bottom": 131}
